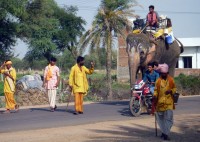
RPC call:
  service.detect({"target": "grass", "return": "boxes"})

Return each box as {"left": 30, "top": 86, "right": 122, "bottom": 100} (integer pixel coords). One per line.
{"left": 0, "top": 82, "right": 4, "bottom": 96}
{"left": 112, "top": 82, "right": 130, "bottom": 91}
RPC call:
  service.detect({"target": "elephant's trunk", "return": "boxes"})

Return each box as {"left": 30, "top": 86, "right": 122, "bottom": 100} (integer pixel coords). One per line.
{"left": 127, "top": 45, "right": 140, "bottom": 88}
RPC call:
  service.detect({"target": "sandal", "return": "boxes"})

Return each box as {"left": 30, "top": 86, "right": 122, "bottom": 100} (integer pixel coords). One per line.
{"left": 15, "top": 104, "right": 19, "bottom": 112}
{"left": 2, "top": 110, "right": 10, "bottom": 114}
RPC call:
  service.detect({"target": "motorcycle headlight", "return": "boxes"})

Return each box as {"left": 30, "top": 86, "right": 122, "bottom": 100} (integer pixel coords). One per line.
{"left": 134, "top": 84, "right": 139, "bottom": 89}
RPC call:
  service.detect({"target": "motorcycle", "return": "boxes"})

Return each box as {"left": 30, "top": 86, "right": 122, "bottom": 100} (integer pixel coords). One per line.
{"left": 129, "top": 80, "right": 153, "bottom": 117}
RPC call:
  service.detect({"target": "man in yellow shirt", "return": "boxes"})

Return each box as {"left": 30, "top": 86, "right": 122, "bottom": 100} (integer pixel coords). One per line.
{"left": 153, "top": 63, "right": 176, "bottom": 140}
{"left": 69, "top": 56, "right": 94, "bottom": 115}
{"left": 0, "top": 60, "right": 19, "bottom": 114}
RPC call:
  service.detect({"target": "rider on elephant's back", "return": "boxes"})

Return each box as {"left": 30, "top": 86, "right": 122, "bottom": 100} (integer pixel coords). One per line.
{"left": 142, "top": 62, "right": 159, "bottom": 95}
{"left": 146, "top": 5, "right": 159, "bottom": 29}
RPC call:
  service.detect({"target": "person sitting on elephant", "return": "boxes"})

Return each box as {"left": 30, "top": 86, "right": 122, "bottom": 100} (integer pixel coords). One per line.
{"left": 143, "top": 62, "right": 159, "bottom": 95}
{"left": 146, "top": 5, "right": 159, "bottom": 29}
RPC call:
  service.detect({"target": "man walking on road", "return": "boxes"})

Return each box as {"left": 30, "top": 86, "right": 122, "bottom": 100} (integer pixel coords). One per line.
{"left": 153, "top": 63, "right": 176, "bottom": 140}
{"left": 0, "top": 60, "right": 19, "bottom": 113}
{"left": 43, "top": 57, "right": 60, "bottom": 112}
{"left": 69, "top": 56, "right": 94, "bottom": 115}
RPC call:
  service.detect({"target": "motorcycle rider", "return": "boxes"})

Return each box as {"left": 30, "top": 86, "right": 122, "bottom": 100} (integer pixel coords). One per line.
{"left": 143, "top": 62, "right": 159, "bottom": 95}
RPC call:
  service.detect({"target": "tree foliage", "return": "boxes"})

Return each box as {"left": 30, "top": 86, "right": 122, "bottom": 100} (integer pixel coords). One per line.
{"left": 20, "top": 0, "right": 60, "bottom": 61}
{"left": 84, "top": 48, "right": 117, "bottom": 69}
{"left": 53, "top": 6, "right": 86, "bottom": 59}
{"left": 21, "top": 0, "right": 86, "bottom": 61}
{"left": 79, "top": 0, "right": 138, "bottom": 99}
{"left": 0, "top": 0, "right": 27, "bottom": 62}
{"left": 0, "top": 0, "right": 86, "bottom": 63}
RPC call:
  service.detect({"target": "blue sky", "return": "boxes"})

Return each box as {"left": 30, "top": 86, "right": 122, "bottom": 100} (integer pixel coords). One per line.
{"left": 14, "top": 0, "right": 200, "bottom": 59}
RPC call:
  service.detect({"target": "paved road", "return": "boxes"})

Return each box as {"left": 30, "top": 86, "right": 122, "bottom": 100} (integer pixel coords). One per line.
{"left": 0, "top": 96, "right": 199, "bottom": 133}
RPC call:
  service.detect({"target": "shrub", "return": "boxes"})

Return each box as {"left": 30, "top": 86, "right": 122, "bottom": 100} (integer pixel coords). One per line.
{"left": 0, "top": 82, "right": 3, "bottom": 96}
{"left": 175, "top": 73, "right": 200, "bottom": 95}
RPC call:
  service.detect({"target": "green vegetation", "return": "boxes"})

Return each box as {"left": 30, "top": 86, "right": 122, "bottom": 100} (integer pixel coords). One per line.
{"left": 0, "top": 0, "right": 85, "bottom": 64}
{"left": 175, "top": 73, "right": 200, "bottom": 96}
{"left": 0, "top": 82, "right": 4, "bottom": 96}
{"left": 79, "top": 0, "right": 138, "bottom": 99}
{"left": 1, "top": 0, "right": 199, "bottom": 103}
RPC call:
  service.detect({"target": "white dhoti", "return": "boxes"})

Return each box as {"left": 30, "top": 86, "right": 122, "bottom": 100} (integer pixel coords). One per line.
{"left": 47, "top": 89, "right": 57, "bottom": 108}
{"left": 156, "top": 110, "right": 173, "bottom": 135}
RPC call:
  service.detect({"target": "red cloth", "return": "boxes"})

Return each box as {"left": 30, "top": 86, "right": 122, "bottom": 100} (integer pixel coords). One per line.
{"left": 147, "top": 12, "right": 157, "bottom": 26}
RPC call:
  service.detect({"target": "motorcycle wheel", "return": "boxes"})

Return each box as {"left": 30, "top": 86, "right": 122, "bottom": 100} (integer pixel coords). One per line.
{"left": 129, "top": 96, "right": 142, "bottom": 117}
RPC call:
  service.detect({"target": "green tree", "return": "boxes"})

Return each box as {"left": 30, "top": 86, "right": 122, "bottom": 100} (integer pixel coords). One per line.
{"left": 57, "top": 49, "right": 76, "bottom": 74}
{"left": 53, "top": 6, "right": 86, "bottom": 59}
{"left": 84, "top": 48, "right": 117, "bottom": 70}
{"left": 79, "top": 0, "right": 137, "bottom": 99}
{"left": 0, "top": 0, "right": 27, "bottom": 62}
{"left": 11, "top": 57, "right": 23, "bottom": 70}
{"left": 21, "top": 1, "right": 86, "bottom": 61}
{"left": 20, "top": 0, "right": 60, "bottom": 61}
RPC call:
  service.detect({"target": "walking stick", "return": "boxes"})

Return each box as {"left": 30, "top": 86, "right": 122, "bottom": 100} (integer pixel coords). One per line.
{"left": 152, "top": 97, "right": 157, "bottom": 137}
{"left": 155, "top": 114, "right": 158, "bottom": 137}
{"left": 66, "top": 91, "right": 73, "bottom": 111}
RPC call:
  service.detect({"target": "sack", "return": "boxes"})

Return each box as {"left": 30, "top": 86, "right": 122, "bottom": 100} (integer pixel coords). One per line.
{"left": 173, "top": 92, "right": 180, "bottom": 104}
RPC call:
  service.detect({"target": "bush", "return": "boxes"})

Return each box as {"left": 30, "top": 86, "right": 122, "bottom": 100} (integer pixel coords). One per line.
{"left": 84, "top": 72, "right": 130, "bottom": 101}
{"left": 0, "top": 82, "right": 3, "bottom": 96}
{"left": 175, "top": 73, "right": 200, "bottom": 96}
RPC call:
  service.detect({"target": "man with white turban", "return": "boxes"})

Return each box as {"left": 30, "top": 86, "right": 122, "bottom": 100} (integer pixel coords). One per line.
{"left": 153, "top": 63, "right": 176, "bottom": 140}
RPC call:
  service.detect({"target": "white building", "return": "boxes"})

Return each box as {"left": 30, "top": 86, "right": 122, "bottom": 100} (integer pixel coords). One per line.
{"left": 177, "top": 38, "right": 200, "bottom": 69}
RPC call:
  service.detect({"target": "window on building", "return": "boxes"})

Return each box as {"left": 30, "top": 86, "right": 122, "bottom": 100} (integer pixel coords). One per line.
{"left": 183, "top": 56, "right": 192, "bottom": 68}
{"left": 176, "top": 61, "right": 179, "bottom": 68}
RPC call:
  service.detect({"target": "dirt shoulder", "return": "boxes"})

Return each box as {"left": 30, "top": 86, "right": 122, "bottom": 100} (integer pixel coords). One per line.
{"left": 0, "top": 113, "right": 199, "bottom": 142}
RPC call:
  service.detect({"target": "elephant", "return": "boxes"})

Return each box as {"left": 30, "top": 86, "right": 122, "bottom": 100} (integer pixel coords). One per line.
{"left": 126, "top": 32, "right": 184, "bottom": 87}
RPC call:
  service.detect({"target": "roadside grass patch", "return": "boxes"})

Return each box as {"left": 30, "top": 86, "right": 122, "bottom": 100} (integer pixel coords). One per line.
{"left": 175, "top": 73, "right": 200, "bottom": 96}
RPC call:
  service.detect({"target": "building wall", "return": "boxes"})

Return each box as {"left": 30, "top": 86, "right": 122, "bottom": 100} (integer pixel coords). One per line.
{"left": 179, "top": 46, "right": 200, "bottom": 69}
{"left": 175, "top": 69, "right": 200, "bottom": 76}
{"left": 117, "top": 35, "right": 129, "bottom": 82}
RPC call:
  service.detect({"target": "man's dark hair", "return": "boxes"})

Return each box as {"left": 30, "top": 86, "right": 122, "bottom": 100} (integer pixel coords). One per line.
{"left": 153, "top": 61, "right": 159, "bottom": 67}
{"left": 147, "top": 62, "right": 154, "bottom": 68}
{"left": 50, "top": 57, "right": 57, "bottom": 62}
{"left": 5, "top": 59, "right": 11, "bottom": 63}
{"left": 149, "top": 5, "right": 154, "bottom": 9}
{"left": 77, "top": 56, "right": 84, "bottom": 63}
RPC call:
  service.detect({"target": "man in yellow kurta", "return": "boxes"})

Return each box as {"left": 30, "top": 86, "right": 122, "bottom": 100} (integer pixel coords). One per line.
{"left": 69, "top": 56, "right": 94, "bottom": 115}
{"left": 153, "top": 63, "right": 176, "bottom": 141}
{"left": 0, "top": 60, "right": 19, "bottom": 113}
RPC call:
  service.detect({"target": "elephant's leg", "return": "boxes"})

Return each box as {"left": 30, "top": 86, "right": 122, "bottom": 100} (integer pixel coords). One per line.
{"left": 168, "top": 58, "right": 178, "bottom": 77}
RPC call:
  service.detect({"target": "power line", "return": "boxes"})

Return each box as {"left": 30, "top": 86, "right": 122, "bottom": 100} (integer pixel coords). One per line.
{"left": 58, "top": 4, "right": 200, "bottom": 14}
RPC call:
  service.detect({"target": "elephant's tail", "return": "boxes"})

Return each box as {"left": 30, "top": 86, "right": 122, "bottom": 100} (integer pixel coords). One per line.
{"left": 175, "top": 37, "right": 184, "bottom": 53}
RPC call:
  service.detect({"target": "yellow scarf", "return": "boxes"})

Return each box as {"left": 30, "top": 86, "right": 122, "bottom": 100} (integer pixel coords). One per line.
{"left": 74, "top": 64, "right": 88, "bottom": 94}
{"left": 5, "top": 67, "right": 15, "bottom": 92}
{"left": 46, "top": 64, "right": 54, "bottom": 81}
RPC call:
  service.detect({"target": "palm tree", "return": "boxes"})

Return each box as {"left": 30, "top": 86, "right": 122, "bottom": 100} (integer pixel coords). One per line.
{"left": 79, "top": 0, "right": 138, "bottom": 99}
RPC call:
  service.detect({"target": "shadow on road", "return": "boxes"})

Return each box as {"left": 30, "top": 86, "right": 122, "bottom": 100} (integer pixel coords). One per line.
{"left": 85, "top": 114, "right": 200, "bottom": 142}
{"left": 29, "top": 107, "right": 75, "bottom": 114}
{"left": 97, "top": 101, "right": 150, "bottom": 117}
